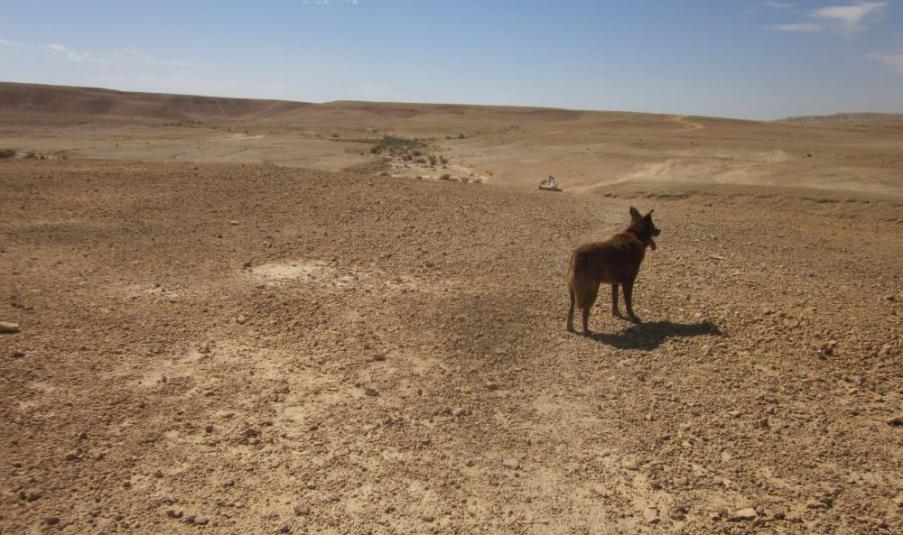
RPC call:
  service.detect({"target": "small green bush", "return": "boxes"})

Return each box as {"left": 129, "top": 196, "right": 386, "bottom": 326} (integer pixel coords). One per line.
{"left": 0, "top": 148, "right": 16, "bottom": 159}
{"left": 370, "top": 135, "right": 424, "bottom": 156}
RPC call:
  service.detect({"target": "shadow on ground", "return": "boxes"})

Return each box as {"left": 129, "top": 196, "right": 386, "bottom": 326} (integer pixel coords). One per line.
{"left": 588, "top": 320, "right": 723, "bottom": 350}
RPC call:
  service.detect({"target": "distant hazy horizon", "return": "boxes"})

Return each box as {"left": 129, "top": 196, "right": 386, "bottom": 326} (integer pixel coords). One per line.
{"left": 2, "top": 1, "right": 902, "bottom": 120}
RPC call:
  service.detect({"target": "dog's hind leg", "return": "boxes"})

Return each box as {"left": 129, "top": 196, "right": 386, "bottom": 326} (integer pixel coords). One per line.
{"left": 579, "top": 284, "right": 599, "bottom": 335}
{"left": 566, "top": 287, "right": 576, "bottom": 332}
{"left": 610, "top": 284, "right": 620, "bottom": 316}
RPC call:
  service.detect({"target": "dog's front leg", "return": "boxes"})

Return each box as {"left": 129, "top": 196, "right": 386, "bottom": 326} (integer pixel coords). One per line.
{"left": 623, "top": 280, "right": 641, "bottom": 323}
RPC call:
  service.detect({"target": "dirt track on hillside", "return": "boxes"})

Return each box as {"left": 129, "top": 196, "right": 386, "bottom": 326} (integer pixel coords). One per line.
{"left": 1, "top": 158, "right": 901, "bottom": 534}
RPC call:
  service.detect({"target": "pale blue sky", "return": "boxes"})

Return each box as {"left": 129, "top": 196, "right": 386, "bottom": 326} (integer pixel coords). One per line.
{"left": 1, "top": 1, "right": 901, "bottom": 119}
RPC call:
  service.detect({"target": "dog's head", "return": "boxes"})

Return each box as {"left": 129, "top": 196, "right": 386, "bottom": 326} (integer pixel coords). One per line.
{"left": 628, "top": 206, "right": 661, "bottom": 251}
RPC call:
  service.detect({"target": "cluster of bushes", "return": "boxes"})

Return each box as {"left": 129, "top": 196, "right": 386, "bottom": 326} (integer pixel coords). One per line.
{"left": 370, "top": 136, "right": 452, "bottom": 170}
{"left": 369, "top": 135, "right": 425, "bottom": 156}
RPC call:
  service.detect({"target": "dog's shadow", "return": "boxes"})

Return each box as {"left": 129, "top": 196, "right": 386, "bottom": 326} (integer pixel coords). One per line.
{"left": 586, "top": 320, "right": 723, "bottom": 350}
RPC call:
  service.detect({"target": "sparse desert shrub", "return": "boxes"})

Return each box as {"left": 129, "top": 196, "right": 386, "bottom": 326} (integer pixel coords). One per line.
{"left": 429, "top": 155, "right": 438, "bottom": 166}
{"left": 458, "top": 133, "right": 465, "bottom": 139}
{"left": 439, "top": 173, "right": 451, "bottom": 181}
{"left": 369, "top": 135, "right": 425, "bottom": 156}
{"left": 25, "top": 151, "right": 38, "bottom": 159}
{"left": 439, "top": 156, "right": 448, "bottom": 165}
{"left": 0, "top": 149, "right": 16, "bottom": 159}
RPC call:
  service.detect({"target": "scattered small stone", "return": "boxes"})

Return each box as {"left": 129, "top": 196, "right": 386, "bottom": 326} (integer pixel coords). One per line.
{"left": 293, "top": 503, "right": 310, "bottom": 516}
{"left": 622, "top": 457, "right": 640, "bottom": 470}
{"left": 643, "top": 507, "right": 660, "bottom": 524}
{"left": 223, "top": 477, "right": 235, "bottom": 487}
{"left": 730, "top": 508, "right": 758, "bottom": 521}
{"left": 0, "top": 322, "right": 20, "bottom": 334}
{"left": 154, "top": 470, "right": 164, "bottom": 478}
{"left": 278, "top": 524, "right": 291, "bottom": 533}
{"left": 89, "top": 508, "right": 102, "bottom": 518}
{"left": 12, "top": 350, "right": 25, "bottom": 358}
{"left": 372, "top": 353, "right": 386, "bottom": 362}
{"left": 22, "top": 490, "right": 42, "bottom": 502}
{"left": 502, "top": 458, "right": 520, "bottom": 470}
{"left": 76, "top": 430, "right": 88, "bottom": 440}
{"left": 886, "top": 416, "right": 903, "bottom": 427}
{"left": 451, "top": 407, "right": 469, "bottom": 417}
{"left": 229, "top": 220, "right": 239, "bottom": 225}
{"left": 44, "top": 517, "right": 60, "bottom": 526}
{"left": 65, "top": 449, "right": 82, "bottom": 461}
{"left": 242, "top": 259, "right": 253, "bottom": 269}
{"left": 166, "top": 509, "right": 184, "bottom": 519}
{"left": 236, "top": 316, "right": 248, "bottom": 325}
{"left": 818, "top": 340, "right": 837, "bottom": 358}
{"left": 122, "top": 480, "right": 132, "bottom": 488}
{"left": 205, "top": 424, "right": 214, "bottom": 433}
{"left": 363, "top": 387, "right": 379, "bottom": 397}
{"left": 186, "top": 515, "right": 208, "bottom": 526}
{"left": 485, "top": 381, "right": 499, "bottom": 391}
{"left": 886, "top": 294, "right": 897, "bottom": 302}
{"left": 893, "top": 494, "right": 903, "bottom": 508}
{"left": 421, "top": 514, "right": 435, "bottom": 522}
{"left": 671, "top": 503, "right": 689, "bottom": 520}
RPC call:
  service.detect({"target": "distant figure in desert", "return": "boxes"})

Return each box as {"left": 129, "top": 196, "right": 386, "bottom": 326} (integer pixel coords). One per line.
{"left": 539, "top": 175, "right": 560, "bottom": 191}
{"left": 566, "top": 207, "right": 660, "bottom": 334}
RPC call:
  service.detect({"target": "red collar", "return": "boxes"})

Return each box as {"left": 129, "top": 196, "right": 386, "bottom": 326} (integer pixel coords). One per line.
{"left": 624, "top": 228, "right": 657, "bottom": 251}
{"left": 624, "top": 228, "right": 640, "bottom": 241}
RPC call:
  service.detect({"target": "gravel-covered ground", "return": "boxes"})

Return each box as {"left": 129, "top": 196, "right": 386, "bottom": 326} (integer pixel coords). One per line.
{"left": 1, "top": 158, "right": 901, "bottom": 534}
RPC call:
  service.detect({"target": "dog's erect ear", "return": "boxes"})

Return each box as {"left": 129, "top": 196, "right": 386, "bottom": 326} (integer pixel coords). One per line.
{"left": 629, "top": 206, "right": 642, "bottom": 222}
{"left": 646, "top": 209, "right": 654, "bottom": 219}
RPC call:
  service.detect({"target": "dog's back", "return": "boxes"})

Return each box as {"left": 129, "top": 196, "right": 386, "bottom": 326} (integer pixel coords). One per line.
{"left": 568, "top": 236, "right": 645, "bottom": 288}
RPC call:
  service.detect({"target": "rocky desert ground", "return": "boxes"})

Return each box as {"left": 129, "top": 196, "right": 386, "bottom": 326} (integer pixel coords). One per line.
{"left": 1, "top": 82, "right": 901, "bottom": 534}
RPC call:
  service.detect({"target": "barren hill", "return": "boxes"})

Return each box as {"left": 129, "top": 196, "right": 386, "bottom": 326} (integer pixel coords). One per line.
{"left": 0, "top": 82, "right": 310, "bottom": 123}
{"left": 2, "top": 81, "right": 902, "bottom": 196}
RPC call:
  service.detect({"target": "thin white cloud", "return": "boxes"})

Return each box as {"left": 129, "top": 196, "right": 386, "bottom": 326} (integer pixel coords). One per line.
{"left": 768, "top": 22, "right": 823, "bottom": 32}
{"left": 765, "top": 1, "right": 888, "bottom": 34}
{"left": 869, "top": 53, "right": 903, "bottom": 75}
{"left": 47, "top": 43, "right": 104, "bottom": 63}
{"left": 1, "top": 37, "right": 25, "bottom": 48}
{"left": 39, "top": 41, "right": 211, "bottom": 68}
{"left": 811, "top": 1, "right": 888, "bottom": 33}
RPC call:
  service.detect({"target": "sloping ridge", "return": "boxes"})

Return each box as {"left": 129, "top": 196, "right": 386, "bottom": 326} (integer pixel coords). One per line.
{"left": 0, "top": 82, "right": 311, "bottom": 121}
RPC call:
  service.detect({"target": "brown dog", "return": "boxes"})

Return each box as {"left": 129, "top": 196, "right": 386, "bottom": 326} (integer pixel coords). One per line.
{"left": 567, "top": 207, "right": 661, "bottom": 333}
